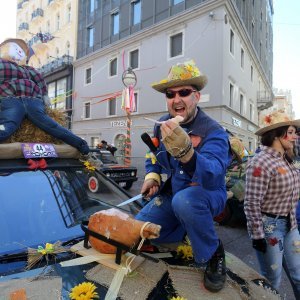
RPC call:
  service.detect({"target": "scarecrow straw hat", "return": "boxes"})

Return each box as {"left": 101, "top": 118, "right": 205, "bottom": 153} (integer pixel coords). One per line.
{"left": 0, "top": 38, "right": 29, "bottom": 58}
{"left": 152, "top": 60, "right": 207, "bottom": 93}
{"left": 256, "top": 110, "right": 300, "bottom": 136}
{"left": 229, "top": 136, "right": 245, "bottom": 163}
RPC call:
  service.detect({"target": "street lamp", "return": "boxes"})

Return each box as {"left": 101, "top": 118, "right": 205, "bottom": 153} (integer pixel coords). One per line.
{"left": 122, "top": 67, "right": 137, "bottom": 87}
{"left": 121, "top": 67, "right": 137, "bottom": 167}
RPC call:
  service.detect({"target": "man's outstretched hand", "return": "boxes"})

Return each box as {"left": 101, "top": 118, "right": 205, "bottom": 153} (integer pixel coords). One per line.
{"left": 161, "top": 118, "right": 194, "bottom": 163}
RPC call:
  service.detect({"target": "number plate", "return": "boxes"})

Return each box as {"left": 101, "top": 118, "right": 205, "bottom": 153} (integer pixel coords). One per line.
{"left": 21, "top": 143, "right": 58, "bottom": 159}
{"left": 119, "top": 182, "right": 126, "bottom": 187}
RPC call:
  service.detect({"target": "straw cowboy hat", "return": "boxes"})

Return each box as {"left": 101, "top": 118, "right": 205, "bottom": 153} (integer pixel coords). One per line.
{"left": 0, "top": 38, "right": 29, "bottom": 58}
{"left": 256, "top": 110, "right": 300, "bottom": 136}
{"left": 229, "top": 136, "right": 245, "bottom": 163}
{"left": 152, "top": 60, "right": 207, "bottom": 93}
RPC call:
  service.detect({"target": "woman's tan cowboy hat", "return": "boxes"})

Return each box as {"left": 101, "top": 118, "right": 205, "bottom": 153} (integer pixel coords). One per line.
{"left": 256, "top": 110, "right": 300, "bottom": 136}
{"left": 152, "top": 60, "right": 207, "bottom": 93}
{"left": 0, "top": 38, "right": 29, "bottom": 58}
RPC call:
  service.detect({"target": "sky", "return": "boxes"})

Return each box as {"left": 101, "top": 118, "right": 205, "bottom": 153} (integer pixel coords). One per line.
{"left": 0, "top": 0, "right": 299, "bottom": 118}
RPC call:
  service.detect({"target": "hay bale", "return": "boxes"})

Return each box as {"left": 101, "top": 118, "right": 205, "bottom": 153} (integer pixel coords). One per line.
{"left": 1, "top": 108, "right": 67, "bottom": 144}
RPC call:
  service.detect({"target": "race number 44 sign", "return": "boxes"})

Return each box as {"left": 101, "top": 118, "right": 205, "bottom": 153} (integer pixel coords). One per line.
{"left": 21, "top": 143, "right": 58, "bottom": 159}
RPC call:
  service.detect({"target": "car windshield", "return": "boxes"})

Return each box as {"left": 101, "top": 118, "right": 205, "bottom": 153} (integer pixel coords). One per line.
{"left": 0, "top": 166, "right": 131, "bottom": 256}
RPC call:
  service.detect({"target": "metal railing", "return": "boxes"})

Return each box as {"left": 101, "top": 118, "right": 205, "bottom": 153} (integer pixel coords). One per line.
{"left": 38, "top": 55, "right": 73, "bottom": 75}
{"left": 31, "top": 8, "right": 44, "bottom": 20}
{"left": 18, "top": 22, "right": 29, "bottom": 31}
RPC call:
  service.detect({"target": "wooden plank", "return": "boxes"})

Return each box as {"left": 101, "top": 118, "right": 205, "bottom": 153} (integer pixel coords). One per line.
{"left": 71, "top": 241, "right": 145, "bottom": 271}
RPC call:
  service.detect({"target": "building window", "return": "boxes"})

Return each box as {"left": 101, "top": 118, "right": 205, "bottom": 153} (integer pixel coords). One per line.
{"left": 84, "top": 102, "right": 91, "bottom": 119}
{"left": 241, "top": 48, "right": 244, "bottom": 69}
{"left": 66, "top": 41, "right": 70, "bottom": 56}
{"left": 132, "top": 92, "right": 138, "bottom": 113}
{"left": 240, "top": 94, "right": 244, "bottom": 115}
{"left": 108, "top": 97, "right": 116, "bottom": 116}
{"left": 230, "top": 29, "right": 234, "bottom": 55}
{"left": 250, "top": 103, "right": 253, "bottom": 121}
{"left": 251, "top": 22, "right": 254, "bottom": 41}
{"left": 259, "top": 42, "right": 262, "bottom": 59}
{"left": 56, "top": 13, "right": 60, "bottom": 31}
{"left": 112, "top": 12, "right": 119, "bottom": 35}
{"left": 249, "top": 141, "right": 252, "bottom": 152}
{"left": 85, "top": 67, "right": 92, "bottom": 85}
{"left": 88, "top": 26, "right": 94, "bottom": 47}
{"left": 109, "top": 57, "right": 117, "bottom": 76}
{"left": 56, "top": 78, "right": 67, "bottom": 110}
{"left": 229, "top": 83, "right": 234, "bottom": 107}
{"left": 260, "top": 12, "right": 263, "bottom": 31}
{"left": 129, "top": 49, "right": 139, "bottom": 69}
{"left": 170, "top": 32, "right": 183, "bottom": 58}
{"left": 90, "top": 0, "right": 95, "bottom": 13}
{"left": 132, "top": 0, "right": 141, "bottom": 25}
{"left": 48, "top": 82, "right": 56, "bottom": 109}
{"left": 250, "top": 65, "right": 253, "bottom": 82}
{"left": 173, "top": 0, "right": 184, "bottom": 4}
{"left": 67, "top": 5, "right": 71, "bottom": 23}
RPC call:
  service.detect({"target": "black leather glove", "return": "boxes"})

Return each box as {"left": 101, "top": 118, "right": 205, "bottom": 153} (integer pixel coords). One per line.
{"left": 252, "top": 238, "right": 267, "bottom": 253}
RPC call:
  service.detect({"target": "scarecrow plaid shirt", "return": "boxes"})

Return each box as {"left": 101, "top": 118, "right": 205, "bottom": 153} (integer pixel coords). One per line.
{"left": 0, "top": 58, "right": 47, "bottom": 99}
{"left": 244, "top": 146, "right": 300, "bottom": 239}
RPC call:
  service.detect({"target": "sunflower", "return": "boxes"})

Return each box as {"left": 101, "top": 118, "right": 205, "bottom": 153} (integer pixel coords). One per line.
{"left": 69, "top": 282, "right": 99, "bottom": 300}
{"left": 176, "top": 244, "right": 193, "bottom": 260}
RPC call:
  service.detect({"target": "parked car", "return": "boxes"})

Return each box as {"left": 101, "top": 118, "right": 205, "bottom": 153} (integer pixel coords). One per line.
{"left": 88, "top": 149, "right": 138, "bottom": 191}
{"left": 0, "top": 145, "right": 166, "bottom": 299}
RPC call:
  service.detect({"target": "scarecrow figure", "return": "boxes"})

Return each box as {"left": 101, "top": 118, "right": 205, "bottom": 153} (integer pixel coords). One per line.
{"left": 0, "top": 38, "right": 89, "bottom": 154}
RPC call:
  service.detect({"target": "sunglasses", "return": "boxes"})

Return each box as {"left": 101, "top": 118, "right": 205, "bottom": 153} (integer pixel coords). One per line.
{"left": 165, "top": 89, "right": 197, "bottom": 99}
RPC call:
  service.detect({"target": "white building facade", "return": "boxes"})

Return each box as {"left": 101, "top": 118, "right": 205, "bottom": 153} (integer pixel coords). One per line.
{"left": 73, "top": 0, "right": 274, "bottom": 157}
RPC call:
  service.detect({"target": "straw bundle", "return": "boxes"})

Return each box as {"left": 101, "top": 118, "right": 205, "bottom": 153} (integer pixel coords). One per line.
{"left": 1, "top": 108, "right": 67, "bottom": 144}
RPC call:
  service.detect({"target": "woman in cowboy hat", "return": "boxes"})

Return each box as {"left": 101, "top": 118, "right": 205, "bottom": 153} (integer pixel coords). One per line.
{"left": 0, "top": 38, "right": 89, "bottom": 154}
{"left": 244, "top": 110, "right": 300, "bottom": 297}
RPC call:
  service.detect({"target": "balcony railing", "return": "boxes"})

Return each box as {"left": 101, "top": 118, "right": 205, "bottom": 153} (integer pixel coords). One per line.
{"left": 257, "top": 91, "right": 274, "bottom": 110}
{"left": 31, "top": 8, "right": 44, "bottom": 20}
{"left": 28, "top": 35, "right": 41, "bottom": 47}
{"left": 38, "top": 55, "right": 73, "bottom": 75}
{"left": 18, "top": 22, "right": 29, "bottom": 31}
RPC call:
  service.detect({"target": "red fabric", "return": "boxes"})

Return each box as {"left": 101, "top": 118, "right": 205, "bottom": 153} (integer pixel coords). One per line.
{"left": 27, "top": 158, "right": 48, "bottom": 170}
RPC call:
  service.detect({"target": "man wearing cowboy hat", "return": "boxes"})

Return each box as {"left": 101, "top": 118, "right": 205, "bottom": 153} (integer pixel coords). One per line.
{"left": 0, "top": 38, "right": 89, "bottom": 154}
{"left": 244, "top": 110, "right": 300, "bottom": 297}
{"left": 135, "top": 60, "right": 232, "bottom": 292}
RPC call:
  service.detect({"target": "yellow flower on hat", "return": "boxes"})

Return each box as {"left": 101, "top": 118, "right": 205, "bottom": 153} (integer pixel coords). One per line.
{"left": 151, "top": 59, "right": 207, "bottom": 93}
{"left": 159, "top": 79, "right": 168, "bottom": 84}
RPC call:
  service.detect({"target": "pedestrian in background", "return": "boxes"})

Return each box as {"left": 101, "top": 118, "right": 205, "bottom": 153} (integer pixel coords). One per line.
{"left": 294, "top": 134, "right": 300, "bottom": 232}
{"left": 136, "top": 60, "right": 232, "bottom": 292}
{"left": 244, "top": 110, "right": 300, "bottom": 298}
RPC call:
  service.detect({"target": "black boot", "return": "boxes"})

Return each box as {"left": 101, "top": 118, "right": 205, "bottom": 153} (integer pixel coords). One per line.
{"left": 204, "top": 240, "right": 226, "bottom": 292}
